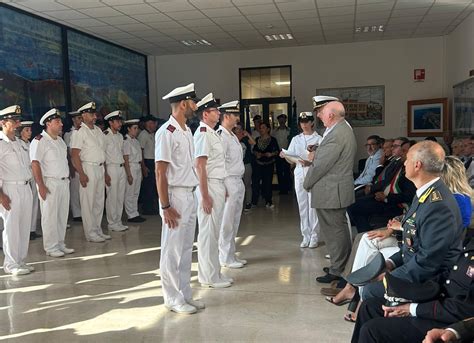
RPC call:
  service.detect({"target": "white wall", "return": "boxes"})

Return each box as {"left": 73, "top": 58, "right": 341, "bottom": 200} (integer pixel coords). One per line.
{"left": 446, "top": 12, "right": 474, "bottom": 98}
{"left": 149, "top": 36, "right": 446, "bottom": 161}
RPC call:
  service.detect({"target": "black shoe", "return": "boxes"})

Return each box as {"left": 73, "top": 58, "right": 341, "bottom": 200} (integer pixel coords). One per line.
{"left": 244, "top": 203, "right": 252, "bottom": 211}
{"left": 316, "top": 273, "right": 341, "bottom": 283}
{"left": 128, "top": 216, "right": 146, "bottom": 223}
{"left": 73, "top": 217, "right": 82, "bottom": 222}
{"left": 30, "top": 232, "right": 42, "bottom": 240}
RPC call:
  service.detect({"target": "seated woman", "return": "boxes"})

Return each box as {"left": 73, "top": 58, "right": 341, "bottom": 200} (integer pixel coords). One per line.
{"left": 326, "top": 155, "right": 473, "bottom": 322}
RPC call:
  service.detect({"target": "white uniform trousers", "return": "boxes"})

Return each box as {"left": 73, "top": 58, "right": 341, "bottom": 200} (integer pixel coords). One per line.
{"left": 219, "top": 176, "right": 244, "bottom": 264}
{"left": 197, "top": 179, "right": 226, "bottom": 284}
{"left": 160, "top": 187, "right": 197, "bottom": 307}
{"left": 39, "top": 178, "right": 70, "bottom": 253}
{"left": 294, "top": 169, "right": 320, "bottom": 243}
{"left": 70, "top": 171, "right": 82, "bottom": 218}
{"left": 30, "top": 179, "right": 39, "bottom": 232}
{"left": 0, "top": 182, "right": 32, "bottom": 271}
{"left": 105, "top": 164, "right": 126, "bottom": 227}
{"left": 354, "top": 232, "right": 400, "bottom": 297}
{"left": 79, "top": 163, "right": 105, "bottom": 240}
{"left": 124, "top": 163, "right": 142, "bottom": 219}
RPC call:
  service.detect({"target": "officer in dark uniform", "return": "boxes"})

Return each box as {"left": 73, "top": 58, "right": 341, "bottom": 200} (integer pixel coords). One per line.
{"left": 362, "top": 141, "right": 464, "bottom": 300}
{"left": 351, "top": 237, "right": 474, "bottom": 342}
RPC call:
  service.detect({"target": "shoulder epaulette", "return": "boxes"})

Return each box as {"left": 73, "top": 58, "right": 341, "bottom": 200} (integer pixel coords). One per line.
{"left": 430, "top": 190, "right": 443, "bottom": 202}
{"left": 217, "top": 129, "right": 222, "bottom": 135}
{"left": 34, "top": 134, "right": 43, "bottom": 141}
{"left": 124, "top": 136, "right": 128, "bottom": 140}
{"left": 104, "top": 130, "right": 109, "bottom": 135}
{"left": 200, "top": 127, "right": 207, "bottom": 132}
{"left": 167, "top": 124, "right": 176, "bottom": 133}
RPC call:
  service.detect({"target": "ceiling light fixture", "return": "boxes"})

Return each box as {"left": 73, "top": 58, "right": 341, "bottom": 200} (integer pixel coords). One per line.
{"left": 180, "top": 39, "right": 212, "bottom": 46}
{"left": 355, "top": 25, "right": 384, "bottom": 33}
{"left": 275, "top": 81, "right": 291, "bottom": 85}
{"left": 265, "top": 33, "right": 293, "bottom": 41}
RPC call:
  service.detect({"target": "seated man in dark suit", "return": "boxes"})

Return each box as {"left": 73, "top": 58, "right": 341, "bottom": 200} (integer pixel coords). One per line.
{"left": 348, "top": 137, "right": 416, "bottom": 233}
{"left": 351, "top": 236, "right": 473, "bottom": 343}
{"left": 361, "top": 141, "right": 463, "bottom": 300}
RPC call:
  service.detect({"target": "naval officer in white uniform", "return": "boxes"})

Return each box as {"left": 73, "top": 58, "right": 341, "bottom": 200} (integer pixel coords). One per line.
{"left": 216, "top": 101, "right": 248, "bottom": 269}
{"left": 0, "top": 105, "right": 34, "bottom": 275}
{"left": 30, "top": 108, "right": 74, "bottom": 257}
{"left": 103, "top": 110, "right": 128, "bottom": 232}
{"left": 70, "top": 102, "right": 110, "bottom": 243}
{"left": 194, "top": 93, "right": 231, "bottom": 288}
{"left": 156, "top": 83, "right": 203, "bottom": 314}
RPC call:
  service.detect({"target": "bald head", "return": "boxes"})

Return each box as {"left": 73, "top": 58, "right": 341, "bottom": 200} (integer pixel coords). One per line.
{"left": 317, "top": 101, "right": 346, "bottom": 128}
{"left": 326, "top": 101, "right": 346, "bottom": 118}
{"left": 410, "top": 140, "right": 445, "bottom": 175}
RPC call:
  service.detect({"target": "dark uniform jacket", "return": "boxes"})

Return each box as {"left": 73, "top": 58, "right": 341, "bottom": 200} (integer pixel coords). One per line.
{"left": 416, "top": 239, "right": 474, "bottom": 324}
{"left": 450, "top": 317, "right": 474, "bottom": 342}
{"left": 390, "top": 179, "right": 463, "bottom": 283}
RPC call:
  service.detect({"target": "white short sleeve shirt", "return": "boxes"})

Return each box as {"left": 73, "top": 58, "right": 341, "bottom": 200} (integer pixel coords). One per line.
{"left": 194, "top": 122, "right": 226, "bottom": 180}
{"left": 30, "top": 130, "right": 69, "bottom": 178}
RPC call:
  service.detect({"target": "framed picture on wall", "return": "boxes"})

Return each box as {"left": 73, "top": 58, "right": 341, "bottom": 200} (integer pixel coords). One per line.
{"left": 316, "top": 85, "right": 384, "bottom": 127}
{"left": 453, "top": 77, "right": 474, "bottom": 136}
{"left": 407, "top": 98, "right": 448, "bottom": 137}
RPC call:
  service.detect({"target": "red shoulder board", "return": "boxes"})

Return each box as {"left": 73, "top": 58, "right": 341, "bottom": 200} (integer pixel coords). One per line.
{"left": 104, "top": 130, "right": 109, "bottom": 135}
{"left": 35, "top": 134, "right": 43, "bottom": 140}
{"left": 167, "top": 124, "right": 176, "bottom": 133}
{"left": 200, "top": 127, "right": 207, "bottom": 132}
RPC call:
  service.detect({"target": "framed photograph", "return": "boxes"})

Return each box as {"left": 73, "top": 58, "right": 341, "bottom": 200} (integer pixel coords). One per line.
{"left": 407, "top": 98, "right": 448, "bottom": 137}
{"left": 316, "top": 85, "right": 384, "bottom": 127}
{"left": 453, "top": 77, "right": 474, "bottom": 136}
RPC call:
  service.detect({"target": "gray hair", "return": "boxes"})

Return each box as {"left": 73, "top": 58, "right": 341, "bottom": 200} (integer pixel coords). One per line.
{"left": 412, "top": 141, "right": 445, "bottom": 175}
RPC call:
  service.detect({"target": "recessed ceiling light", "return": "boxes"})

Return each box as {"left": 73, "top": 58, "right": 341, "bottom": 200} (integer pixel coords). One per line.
{"left": 180, "top": 39, "right": 212, "bottom": 46}
{"left": 275, "top": 81, "right": 291, "bottom": 85}
{"left": 265, "top": 33, "right": 293, "bottom": 41}
{"left": 355, "top": 25, "right": 384, "bottom": 33}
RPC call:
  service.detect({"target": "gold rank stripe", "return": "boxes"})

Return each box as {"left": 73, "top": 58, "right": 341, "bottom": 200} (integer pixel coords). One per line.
{"left": 419, "top": 187, "right": 434, "bottom": 204}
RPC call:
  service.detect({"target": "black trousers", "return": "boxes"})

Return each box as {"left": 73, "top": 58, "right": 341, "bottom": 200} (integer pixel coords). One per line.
{"left": 275, "top": 158, "right": 291, "bottom": 193}
{"left": 252, "top": 163, "right": 274, "bottom": 205}
{"left": 140, "top": 159, "right": 159, "bottom": 214}
{"left": 347, "top": 195, "right": 403, "bottom": 233}
{"left": 352, "top": 297, "right": 447, "bottom": 343}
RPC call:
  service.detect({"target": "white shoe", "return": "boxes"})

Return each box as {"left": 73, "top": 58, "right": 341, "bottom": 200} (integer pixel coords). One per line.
{"left": 186, "top": 299, "right": 205, "bottom": 310}
{"left": 108, "top": 225, "right": 127, "bottom": 232}
{"left": 221, "top": 276, "right": 234, "bottom": 284}
{"left": 61, "top": 247, "right": 75, "bottom": 254}
{"left": 119, "top": 224, "right": 129, "bottom": 229}
{"left": 325, "top": 254, "right": 331, "bottom": 259}
{"left": 88, "top": 236, "right": 105, "bottom": 243}
{"left": 167, "top": 303, "right": 197, "bottom": 314}
{"left": 7, "top": 267, "right": 30, "bottom": 276}
{"left": 98, "top": 232, "right": 112, "bottom": 240}
{"left": 201, "top": 281, "right": 232, "bottom": 288}
{"left": 235, "top": 257, "right": 248, "bottom": 265}
{"left": 308, "top": 240, "right": 319, "bottom": 249}
{"left": 20, "top": 263, "right": 35, "bottom": 272}
{"left": 47, "top": 250, "right": 65, "bottom": 258}
{"left": 221, "top": 261, "right": 244, "bottom": 269}
{"left": 300, "top": 239, "right": 309, "bottom": 248}
{"left": 265, "top": 202, "right": 274, "bottom": 209}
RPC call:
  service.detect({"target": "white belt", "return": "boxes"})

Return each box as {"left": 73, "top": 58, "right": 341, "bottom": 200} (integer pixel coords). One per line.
{"left": 208, "top": 178, "right": 224, "bottom": 183}
{"left": 2, "top": 180, "right": 31, "bottom": 185}
{"left": 83, "top": 161, "right": 104, "bottom": 166}
{"left": 107, "top": 163, "right": 124, "bottom": 167}
{"left": 169, "top": 185, "right": 196, "bottom": 192}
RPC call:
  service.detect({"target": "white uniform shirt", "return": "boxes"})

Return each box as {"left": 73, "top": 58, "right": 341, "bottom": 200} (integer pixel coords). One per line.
{"left": 0, "top": 131, "right": 32, "bottom": 182}
{"left": 272, "top": 127, "right": 290, "bottom": 150}
{"left": 63, "top": 126, "right": 76, "bottom": 148}
{"left": 123, "top": 134, "right": 142, "bottom": 164}
{"left": 194, "top": 121, "right": 226, "bottom": 180}
{"left": 103, "top": 128, "right": 124, "bottom": 164}
{"left": 216, "top": 125, "right": 245, "bottom": 177}
{"left": 19, "top": 139, "right": 33, "bottom": 174}
{"left": 155, "top": 115, "right": 198, "bottom": 187}
{"left": 287, "top": 132, "right": 322, "bottom": 174}
{"left": 30, "top": 130, "right": 69, "bottom": 178}
{"left": 137, "top": 129, "right": 155, "bottom": 160}
{"left": 70, "top": 123, "right": 106, "bottom": 163}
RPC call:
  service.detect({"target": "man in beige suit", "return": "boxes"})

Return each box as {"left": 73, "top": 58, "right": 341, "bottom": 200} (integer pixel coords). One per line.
{"left": 303, "top": 96, "right": 357, "bottom": 284}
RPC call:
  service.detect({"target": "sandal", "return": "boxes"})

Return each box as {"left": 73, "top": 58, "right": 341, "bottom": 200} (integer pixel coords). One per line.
{"left": 325, "top": 296, "right": 351, "bottom": 306}
{"left": 344, "top": 313, "right": 356, "bottom": 323}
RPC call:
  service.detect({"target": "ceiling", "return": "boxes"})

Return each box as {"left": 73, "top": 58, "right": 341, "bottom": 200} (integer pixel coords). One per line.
{"left": 2, "top": 0, "right": 473, "bottom": 56}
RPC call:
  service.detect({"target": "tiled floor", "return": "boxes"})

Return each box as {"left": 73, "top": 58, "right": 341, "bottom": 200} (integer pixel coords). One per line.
{"left": 0, "top": 194, "right": 354, "bottom": 342}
